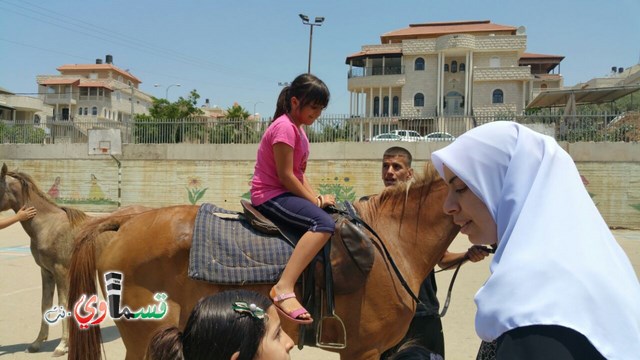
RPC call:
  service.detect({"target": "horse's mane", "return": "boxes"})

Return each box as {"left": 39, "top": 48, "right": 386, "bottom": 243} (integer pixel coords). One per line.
{"left": 7, "top": 170, "right": 88, "bottom": 227}
{"left": 377, "top": 162, "right": 440, "bottom": 204}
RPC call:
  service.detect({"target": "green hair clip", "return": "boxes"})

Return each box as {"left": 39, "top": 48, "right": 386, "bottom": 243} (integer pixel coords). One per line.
{"left": 232, "top": 301, "right": 266, "bottom": 320}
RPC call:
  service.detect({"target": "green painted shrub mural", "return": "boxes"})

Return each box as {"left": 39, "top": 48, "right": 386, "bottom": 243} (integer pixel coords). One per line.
{"left": 186, "top": 176, "right": 208, "bottom": 205}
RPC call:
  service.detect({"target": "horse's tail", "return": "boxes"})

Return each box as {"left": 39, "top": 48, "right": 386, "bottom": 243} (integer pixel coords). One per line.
{"left": 67, "top": 213, "right": 137, "bottom": 360}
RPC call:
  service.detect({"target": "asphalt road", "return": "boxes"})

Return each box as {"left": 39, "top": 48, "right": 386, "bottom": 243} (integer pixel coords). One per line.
{"left": 1, "top": 212, "right": 638, "bottom": 359}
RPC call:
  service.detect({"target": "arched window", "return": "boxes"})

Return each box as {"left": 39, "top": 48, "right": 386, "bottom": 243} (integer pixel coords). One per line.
{"left": 414, "top": 57, "right": 425, "bottom": 71}
{"left": 460, "top": 63, "right": 466, "bottom": 72}
{"left": 78, "top": 108, "right": 83, "bottom": 115}
{"left": 92, "top": 106, "right": 98, "bottom": 115}
{"left": 84, "top": 107, "right": 88, "bottom": 115}
{"left": 383, "top": 96, "right": 389, "bottom": 116}
{"left": 373, "top": 96, "right": 380, "bottom": 116}
{"left": 392, "top": 96, "right": 399, "bottom": 116}
{"left": 444, "top": 64, "right": 449, "bottom": 72}
{"left": 451, "top": 61, "right": 458, "bottom": 73}
{"left": 414, "top": 93, "right": 424, "bottom": 107}
{"left": 541, "top": 83, "right": 548, "bottom": 89}
{"left": 492, "top": 89, "right": 504, "bottom": 104}
{"left": 34, "top": 115, "right": 41, "bottom": 124}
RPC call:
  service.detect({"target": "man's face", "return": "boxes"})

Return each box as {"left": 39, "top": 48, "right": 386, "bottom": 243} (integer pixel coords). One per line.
{"left": 382, "top": 155, "right": 413, "bottom": 187}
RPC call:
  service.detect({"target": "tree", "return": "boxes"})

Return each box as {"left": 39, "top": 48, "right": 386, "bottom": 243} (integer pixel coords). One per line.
{"left": 224, "top": 103, "right": 250, "bottom": 121}
{"left": 133, "top": 90, "right": 205, "bottom": 143}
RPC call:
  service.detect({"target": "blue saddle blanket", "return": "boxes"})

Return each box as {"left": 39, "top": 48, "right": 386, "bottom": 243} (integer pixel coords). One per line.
{"left": 188, "top": 203, "right": 294, "bottom": 285}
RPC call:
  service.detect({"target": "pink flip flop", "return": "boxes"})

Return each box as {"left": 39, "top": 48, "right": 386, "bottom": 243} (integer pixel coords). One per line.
{"left": 269, "top": 288, "right": 313, "bottom": 325}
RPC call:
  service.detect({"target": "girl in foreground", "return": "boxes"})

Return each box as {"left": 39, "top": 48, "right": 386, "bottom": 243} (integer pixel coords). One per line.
{"left": 147, "top": 289, "right": 293, "bottom": 360}
{"left": 431, "top": 121, "right": 640, "bottom": 359}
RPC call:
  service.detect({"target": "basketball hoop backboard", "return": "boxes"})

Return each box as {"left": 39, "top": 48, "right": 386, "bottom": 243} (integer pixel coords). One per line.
{"left": 89, "top": 129, "right": 122, "bottom": 155}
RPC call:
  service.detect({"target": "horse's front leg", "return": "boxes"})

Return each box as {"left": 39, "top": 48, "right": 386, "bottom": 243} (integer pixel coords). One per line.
{"left": 51, "top": 266, "right": 70, "bottom": 357}
{"left": 26, "top": 267, "right": 55, "bottom": 353}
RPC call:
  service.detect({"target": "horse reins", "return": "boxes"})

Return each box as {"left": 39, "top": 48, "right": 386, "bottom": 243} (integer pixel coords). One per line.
{"left": 435, "top": 245, "right": 495, "bottom": 317}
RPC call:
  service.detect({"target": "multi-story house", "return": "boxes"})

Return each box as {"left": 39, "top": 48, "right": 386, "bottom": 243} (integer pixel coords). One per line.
{"left": 0, "top": 86, "right": 52, "bottom": 123}
{"left": 345, "top": 20, "right": 563, "bottom": 136}
{"left": 36, "top": 55, "right": 153, "bottom": 124}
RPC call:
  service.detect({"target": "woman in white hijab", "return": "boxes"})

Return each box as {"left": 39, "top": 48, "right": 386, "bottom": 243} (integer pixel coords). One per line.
{"left": 431, "top": 121, "right": 640, "bottom": 359}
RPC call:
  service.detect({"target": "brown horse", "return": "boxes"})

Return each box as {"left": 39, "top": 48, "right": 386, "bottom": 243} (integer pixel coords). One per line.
{"left": 68, "top": 164, "right": 458, "bottom": 360}
{"left": 0, "top": 163, "right": 91, "bottom": 356}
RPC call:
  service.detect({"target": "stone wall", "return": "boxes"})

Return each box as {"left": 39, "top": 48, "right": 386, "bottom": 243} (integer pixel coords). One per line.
{"left": 1, "top": 142, "right": 639, "bottom": 228}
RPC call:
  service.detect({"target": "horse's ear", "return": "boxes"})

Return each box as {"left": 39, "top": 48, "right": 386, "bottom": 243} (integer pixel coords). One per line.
{"left": 1, "top": 163, "right": 6, "bottom": 180}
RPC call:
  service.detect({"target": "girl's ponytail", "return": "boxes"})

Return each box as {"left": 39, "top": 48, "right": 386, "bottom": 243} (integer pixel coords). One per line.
{"left": 273, "top": 86, "right": 291, "bottom": 121}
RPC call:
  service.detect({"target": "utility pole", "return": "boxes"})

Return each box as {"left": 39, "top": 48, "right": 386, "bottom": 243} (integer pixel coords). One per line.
{"left": 130, "top": 83, "right": 135, "bottom": 122}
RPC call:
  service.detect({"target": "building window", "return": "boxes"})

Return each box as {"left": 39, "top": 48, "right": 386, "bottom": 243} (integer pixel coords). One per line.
{"left": 414, "top": 93, "right": 425, "bottom": 107}
{"left": 392, "top": 96, "right": 399, "bottom": 116}
{"left": 490, "top": 56, "right": 501, "bottom": 68}
{"left": 414, "top": 57, "right": 425, "bottom": 71}
{"left": 84, "top": 107, "right": 88, "bottom": 115}
{"left": 373, "top": 96, "right": 380, "bottom": 116}
{"left": 444, "top": 64, "right": 449, "bottom": 72}
{"left": 492, "top": 89, "right": 504, "bottom": 104}
{"left": 92, "top": 106, "right": 98, "bottom": 115}
{"left": 383, "top": 96, "right": 389, "bottom": 116}
{"left": 34, "top": 115, "right": 41, "bottom": 124}
{"left": 460, "top": 63, "right": 466, "bottom": 72}
{"left": 451, "top": 61, "right": 458, "bottom": 73}
{"left": 541, "top": 83, "right": 548, "bottom": 89}
{"left": 78, "top": 108, "right": 83, "bottom": 115}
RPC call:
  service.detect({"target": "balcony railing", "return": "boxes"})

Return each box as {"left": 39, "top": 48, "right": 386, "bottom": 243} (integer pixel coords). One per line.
{"left": 1, "top": 112, "right": 637, "bottom": 144}
{"left": 348, "top": 65, "right": 405, "bottom": 78}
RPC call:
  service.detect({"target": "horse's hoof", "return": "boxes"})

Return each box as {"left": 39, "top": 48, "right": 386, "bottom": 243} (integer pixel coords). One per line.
{"left": 52, "top": 347, "right": 68, "bottom": 357}
{"left": 26, "top": 343, "right": 41, "bottom": 353}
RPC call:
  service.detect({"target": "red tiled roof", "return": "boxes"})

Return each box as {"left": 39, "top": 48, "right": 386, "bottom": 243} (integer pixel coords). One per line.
{"left": 38, "top": 78, "right": 80, "bottom": 85}
{"left": 346, "top": 48, "right": 402, "bottom": 63}
{"left": 521, "top": 52, "right": 564, "bottom": 59}
{"left": 381, "top": 20, "right": 517, "bottom": 42}
{"left": 56, "top": 64, "right": 142, "bottom": 83}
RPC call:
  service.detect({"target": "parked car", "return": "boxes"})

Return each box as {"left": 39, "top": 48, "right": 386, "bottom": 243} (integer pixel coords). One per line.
{"left": 423, "top": 132, "right": 456, "bottom": 142}
{"left": 391, "top": 129, "right": 423, "bottom": 142}
{"left": 371, "top": 133, "right": 402, "bottom": 141}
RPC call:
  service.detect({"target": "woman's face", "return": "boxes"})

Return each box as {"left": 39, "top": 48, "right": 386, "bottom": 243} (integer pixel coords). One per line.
{"left": 442, "top": 165, "right": 498, "bottom": 245}
{"left": 254, "top": 306, "right": 294, "bottom": 360}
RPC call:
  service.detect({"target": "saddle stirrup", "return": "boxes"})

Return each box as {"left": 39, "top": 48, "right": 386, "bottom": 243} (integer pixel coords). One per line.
{"left": 315, "top": 288, "right": 347, "bottom": 349}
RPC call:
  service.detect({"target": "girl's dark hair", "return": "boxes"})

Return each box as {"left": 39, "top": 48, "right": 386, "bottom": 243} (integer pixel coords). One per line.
{"left": 147, "top": 290, "right": 272, "bottom": 360}
{"left": 273, "top": 73, "right": 330, "bottom": 120}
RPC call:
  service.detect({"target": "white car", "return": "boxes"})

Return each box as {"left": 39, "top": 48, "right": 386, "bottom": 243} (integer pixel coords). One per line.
{"left": 391, "top": 130, "right": 422, "bottom": 142}
{"left": 423, "top": 132, "right": 456, "bottom": 142}
{"left": 371, "top": 133, "right": 402, "bottom": 141}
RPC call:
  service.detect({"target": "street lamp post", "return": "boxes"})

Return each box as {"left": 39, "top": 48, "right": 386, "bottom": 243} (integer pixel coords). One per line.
{"left": 299, "top": 14, "right": 324, "bottom": 74}
{"left": 250, "top": 101, "right": 263, "bottom": 118}
{"left": 154, "top": 83, "right": 181, "bottom": 100}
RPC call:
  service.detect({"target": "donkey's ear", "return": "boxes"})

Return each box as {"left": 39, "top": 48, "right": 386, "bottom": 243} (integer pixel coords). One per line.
{"left": 1, "top": 163, "right": 6, "bottom": 179}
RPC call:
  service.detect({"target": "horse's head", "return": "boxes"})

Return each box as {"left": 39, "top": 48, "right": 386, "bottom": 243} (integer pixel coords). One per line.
{"left": 0, "top": 163, "right": 12, "bottom": 211}
{"left": 355, "top": 162, "right": 459, "bottom": 273}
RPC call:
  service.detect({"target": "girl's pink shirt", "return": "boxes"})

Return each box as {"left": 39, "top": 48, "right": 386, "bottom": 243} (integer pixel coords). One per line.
{"left": 250, "top": 114, "right": 309, "bottom": 206}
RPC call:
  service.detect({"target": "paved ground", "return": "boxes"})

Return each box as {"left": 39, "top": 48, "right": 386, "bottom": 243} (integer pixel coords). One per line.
{"left": 1, "top": 212, "right": 638, "bottom": 359}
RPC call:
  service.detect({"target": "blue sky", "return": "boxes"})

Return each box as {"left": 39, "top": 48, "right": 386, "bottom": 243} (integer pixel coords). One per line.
{"left": 1, "top": 0, "right": 638, "bottom": 116}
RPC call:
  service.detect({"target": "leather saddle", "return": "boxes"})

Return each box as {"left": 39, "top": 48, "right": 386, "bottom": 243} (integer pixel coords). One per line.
{"left": 240, "top": 199, "right": 374, "bottom": 294}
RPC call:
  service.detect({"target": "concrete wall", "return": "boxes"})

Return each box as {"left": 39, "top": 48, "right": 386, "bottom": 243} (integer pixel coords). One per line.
{"left": 1, "top": 141, "right": 639, "bottom": 229}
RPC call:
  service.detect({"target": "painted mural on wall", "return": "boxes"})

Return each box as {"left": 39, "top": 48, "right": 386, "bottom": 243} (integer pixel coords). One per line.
{"left": 186, "top": 176, "right": 208, "bottom": 205}
{"left": 239, "top": 174, "right": 357, "bottom": 204}
{"left": 47, "top": 174, "right": 118, "bottom": 206}
{"left": 317, "top": 176, "right": 357, "bottom": 203}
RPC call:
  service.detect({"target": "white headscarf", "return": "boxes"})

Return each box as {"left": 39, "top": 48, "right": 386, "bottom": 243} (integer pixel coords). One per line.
{"left": 431, "top": 121, "right": 640, "bottom": 360}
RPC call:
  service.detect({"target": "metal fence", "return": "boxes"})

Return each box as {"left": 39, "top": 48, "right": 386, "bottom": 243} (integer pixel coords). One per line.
{"left": 1, "top": 112, "right": 638, "bottom": 144}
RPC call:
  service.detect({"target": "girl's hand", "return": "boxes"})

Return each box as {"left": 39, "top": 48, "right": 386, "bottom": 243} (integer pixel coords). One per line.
{"left": 317, "top": 194, "right": 336, "bottom": 208}
{"left": 17, "top": 206, "right": 37, "bottom": 221}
